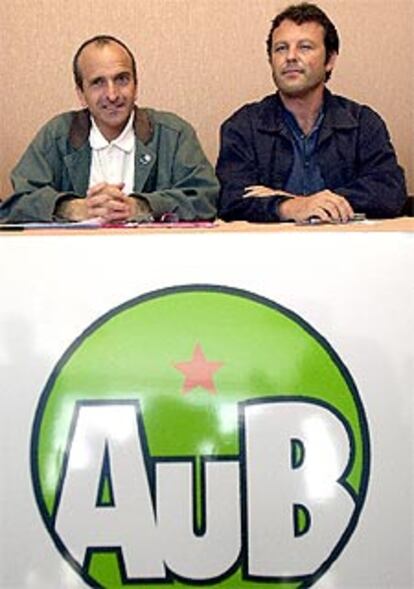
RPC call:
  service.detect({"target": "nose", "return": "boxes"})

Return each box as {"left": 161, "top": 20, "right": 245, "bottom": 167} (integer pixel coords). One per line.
{"left": 286, "top": 46, "right": 298, "bottom": 62}
{"left": 106, "top": 81, "right": 118, "bottom": 102}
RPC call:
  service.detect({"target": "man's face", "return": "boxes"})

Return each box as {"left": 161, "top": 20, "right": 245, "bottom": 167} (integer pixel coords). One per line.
{"left": 76, "top": 42, "right": 137, "bottom": 141}
{"left": 269, "top": 19, "right": 336, "bottom": 99}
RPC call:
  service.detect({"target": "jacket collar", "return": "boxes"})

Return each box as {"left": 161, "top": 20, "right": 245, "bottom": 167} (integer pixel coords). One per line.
{"left": 256, "top": 93, "right": 288, "bottom": 134}
{"left": 318, "top": 89, "right": 359, "bottom": 144}
{"left": 68, "top": 105, "right": 154, "bottom": 149}
{"left": 257, "top": 89, "right": 359, "bottom": 138}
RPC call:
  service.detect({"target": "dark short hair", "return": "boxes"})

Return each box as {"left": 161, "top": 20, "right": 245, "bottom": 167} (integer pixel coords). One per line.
{"left": 266, "top": 3, "right": 339, "bottom": 81}
{"left": 73, "top": 35, "right": 138, "bottom": 90}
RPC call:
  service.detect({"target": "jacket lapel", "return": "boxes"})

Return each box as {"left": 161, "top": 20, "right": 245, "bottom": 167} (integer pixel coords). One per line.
{"left": 133, "top": 142, "right": 156, "bottom": 192}
{"left": 133, "top": 106, "right": 156, "bottom": 192}
{"left": 318, "top": 90, "right": 358, "bottom": 146}
{"left": 64, "top": 144, "right": 91, "bottom": 197}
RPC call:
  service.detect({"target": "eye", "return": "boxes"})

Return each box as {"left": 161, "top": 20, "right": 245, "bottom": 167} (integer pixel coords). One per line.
{"left": 273, "top": 44, "right": 287, "bottom": 54}
{"left": 299, "top": 43, "right": 313, "bottom": 51}
{"left": 91, "top": 78, "right": 104, "bottom": 88}
{"left": 116, "top": 73, "right": 131, "bottom": 85}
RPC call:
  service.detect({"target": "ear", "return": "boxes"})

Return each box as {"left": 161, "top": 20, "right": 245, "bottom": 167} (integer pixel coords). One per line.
{"left": 325, "top": 51, "right": 338, "bottom": 75}
{"left": 76, "top": 86, "right": 87, "bottom": 108}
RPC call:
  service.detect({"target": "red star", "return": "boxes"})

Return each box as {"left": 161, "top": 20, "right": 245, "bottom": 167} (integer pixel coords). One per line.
{"left": 174, "top": 343, "right": 224, "bottom": 395}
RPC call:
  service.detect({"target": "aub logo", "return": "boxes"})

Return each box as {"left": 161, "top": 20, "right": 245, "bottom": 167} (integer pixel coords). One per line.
{"left": 31, "top": 286, "right": 370, "bottom": 588}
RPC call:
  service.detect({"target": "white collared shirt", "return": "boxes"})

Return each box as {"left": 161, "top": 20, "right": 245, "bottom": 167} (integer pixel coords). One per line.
{"left": 88, "top": 112, "right": 136, "bottom": 195}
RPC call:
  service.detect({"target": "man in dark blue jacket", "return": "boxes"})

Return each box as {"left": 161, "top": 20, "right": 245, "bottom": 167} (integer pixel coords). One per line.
{"left": 216, "top": 2, "right": 407, "bottom": 223}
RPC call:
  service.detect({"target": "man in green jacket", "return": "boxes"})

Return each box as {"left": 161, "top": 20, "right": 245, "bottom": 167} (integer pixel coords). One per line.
{"left": 1, "top": 35, "right": 218, "bottom": 223}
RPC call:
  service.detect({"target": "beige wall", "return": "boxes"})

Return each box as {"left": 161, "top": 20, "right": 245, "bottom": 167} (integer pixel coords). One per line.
{"left": 0, "top": 0, "right": 413, "bottom": 199}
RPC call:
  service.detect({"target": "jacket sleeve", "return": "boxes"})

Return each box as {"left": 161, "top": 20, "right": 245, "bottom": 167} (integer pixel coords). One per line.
{"left": 216, "top": 113, "right": 284, "bottom": 223}
{"left": 1, "top": 124, "right": 79, "bottom": 223}
{"left": 137, "top": 124, "right": 219, "bottom": 221}
{"left": 332, "top": 108, "right": 407, "bottom": 218}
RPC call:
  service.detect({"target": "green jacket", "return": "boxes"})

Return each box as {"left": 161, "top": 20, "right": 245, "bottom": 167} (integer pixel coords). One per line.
{"left": 2, "top": 107, "right": 218, "bottom": 222}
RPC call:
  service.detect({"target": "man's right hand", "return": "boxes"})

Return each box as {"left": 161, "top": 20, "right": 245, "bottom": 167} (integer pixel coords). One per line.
{"left": 278, "top": 190, "right": 354, "bottom": 224}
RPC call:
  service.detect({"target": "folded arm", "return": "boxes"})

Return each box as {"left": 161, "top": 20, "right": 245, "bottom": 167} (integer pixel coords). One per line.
{"left": 216, "top": 117, "right": 289, "bottom": 223}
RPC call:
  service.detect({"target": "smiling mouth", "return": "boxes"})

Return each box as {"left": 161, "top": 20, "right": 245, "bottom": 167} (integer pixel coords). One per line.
{"left": 103, "top": 104, "right": 126, "bottom": 114}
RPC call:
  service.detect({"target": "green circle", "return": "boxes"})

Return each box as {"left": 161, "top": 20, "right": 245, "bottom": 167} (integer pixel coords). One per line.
{"left": 31, "top": 286, "right": 370, "bottom": 589}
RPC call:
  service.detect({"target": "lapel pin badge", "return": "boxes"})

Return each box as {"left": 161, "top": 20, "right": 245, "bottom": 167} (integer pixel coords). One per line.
{"left": 139, "top": 154, "right": 152, "bottom": 165}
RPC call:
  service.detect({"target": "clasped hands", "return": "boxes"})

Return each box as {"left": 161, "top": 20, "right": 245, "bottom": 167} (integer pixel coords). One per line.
{"left": 244, "top": 185, "right": 354, "bottom": 224}
{"left": 57, "top": 182, "right": 150, "bottom": 223}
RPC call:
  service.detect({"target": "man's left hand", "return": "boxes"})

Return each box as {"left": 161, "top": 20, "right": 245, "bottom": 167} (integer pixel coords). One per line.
{"left": 278, "top": 189, "right": 354, "bottom": 224}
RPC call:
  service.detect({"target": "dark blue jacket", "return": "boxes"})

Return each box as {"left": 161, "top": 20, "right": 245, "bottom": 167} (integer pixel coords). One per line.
{"left": 216, "top": 91, "right": 407, "bottom": 222}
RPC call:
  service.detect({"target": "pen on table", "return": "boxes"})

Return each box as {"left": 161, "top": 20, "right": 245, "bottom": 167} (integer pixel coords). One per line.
{"left": 0, "top": 225, "right": 25, "bottom": 231}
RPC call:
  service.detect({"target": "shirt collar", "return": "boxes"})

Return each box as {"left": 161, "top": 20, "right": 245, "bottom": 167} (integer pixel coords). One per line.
{"left": 89, "top": 111, "right": 135, "bottom": 152}
{"left": 282, "top": 103, "right": 325, "bottom": 140}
